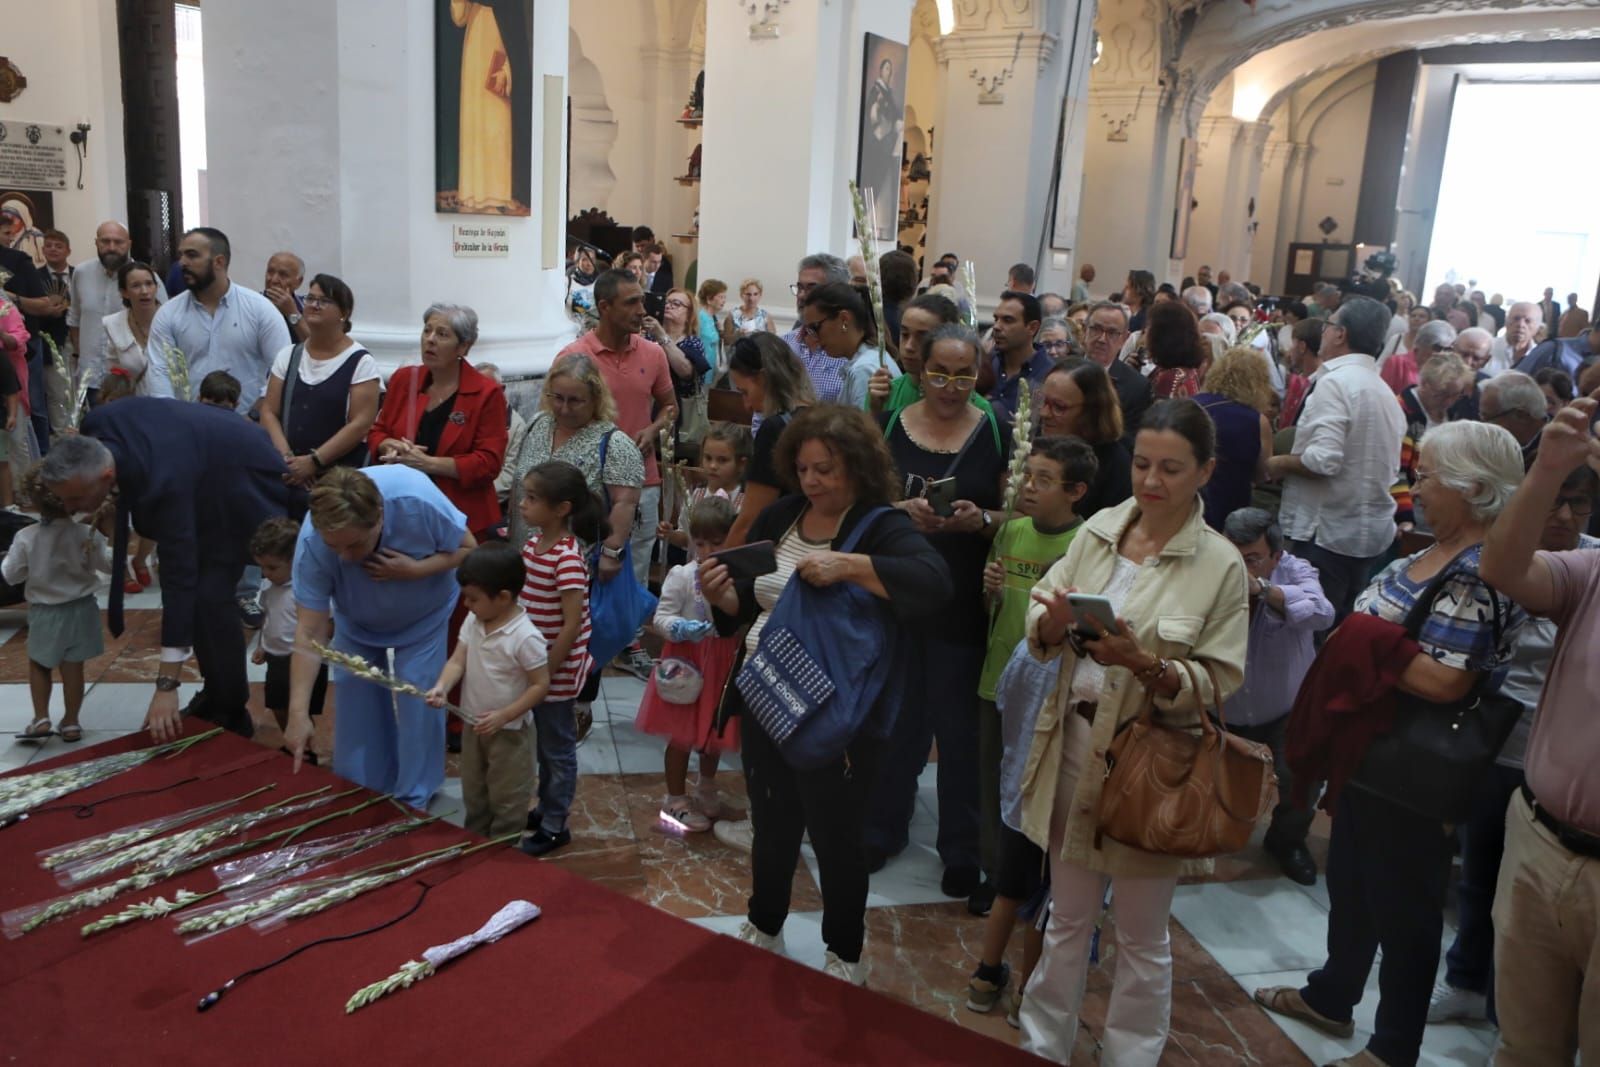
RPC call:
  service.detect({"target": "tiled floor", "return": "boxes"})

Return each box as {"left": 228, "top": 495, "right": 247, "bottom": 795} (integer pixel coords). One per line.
{"left": 0, "top": 585, "right": 1499, "bottom": 1065}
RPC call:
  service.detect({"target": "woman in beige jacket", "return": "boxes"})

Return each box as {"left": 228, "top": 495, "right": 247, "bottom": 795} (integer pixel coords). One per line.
{"left": 1015, "top": 398, "right": 1250, "bottom": 1064}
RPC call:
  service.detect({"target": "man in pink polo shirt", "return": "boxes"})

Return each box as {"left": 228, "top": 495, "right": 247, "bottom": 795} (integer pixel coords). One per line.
{"left": 560, "top": 269, "right": 677, "bottom": 596}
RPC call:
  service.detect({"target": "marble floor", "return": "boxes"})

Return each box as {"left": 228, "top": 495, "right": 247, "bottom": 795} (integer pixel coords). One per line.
{"left": 0, "top": 586, "right": 1500, "bottom": 1065}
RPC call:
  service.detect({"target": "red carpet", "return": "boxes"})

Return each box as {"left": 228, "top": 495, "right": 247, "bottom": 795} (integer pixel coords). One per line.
{"left": 0, "top": 727, "right": 1036, "bottom": 1065}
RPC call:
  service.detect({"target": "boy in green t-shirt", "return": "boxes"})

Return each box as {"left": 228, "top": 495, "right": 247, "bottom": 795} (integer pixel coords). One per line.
{"left": 967, "top": 435, "right": 1097, "bottom": 1020}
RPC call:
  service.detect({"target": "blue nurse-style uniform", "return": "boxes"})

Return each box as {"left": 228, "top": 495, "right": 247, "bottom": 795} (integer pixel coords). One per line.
{"left": 292, "top": 465, "right": 467, "bottom": 808}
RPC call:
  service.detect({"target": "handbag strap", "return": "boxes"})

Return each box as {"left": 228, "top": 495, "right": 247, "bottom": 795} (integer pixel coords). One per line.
{"left": 941, "top": 417, "right": 987, "bottom": 480}
{"left": 837, "top": 505, "right": 894, "bottom": 554}
{"left": 596, "top": 428, "right": 614, "bottom": 514}
{"left": 1399, "top": 548, "right": 1505, "bottom": 653}
{"left": 280, "top": 342, "right": 305, "bottom": 426}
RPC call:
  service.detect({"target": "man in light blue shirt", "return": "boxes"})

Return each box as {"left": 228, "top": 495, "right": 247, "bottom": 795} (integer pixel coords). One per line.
{"left": 146, "top": 226, "right": 290, "bottom": 412}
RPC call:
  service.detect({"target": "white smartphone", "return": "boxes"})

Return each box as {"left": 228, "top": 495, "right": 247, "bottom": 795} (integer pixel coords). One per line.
{"left": 1065, "top": 593, "right": 1119, "bottom": 637}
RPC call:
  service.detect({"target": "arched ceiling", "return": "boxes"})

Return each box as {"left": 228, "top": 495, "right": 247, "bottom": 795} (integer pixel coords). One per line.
{"left": 1174, "top": 0, "right": 1600, "bottom": 121}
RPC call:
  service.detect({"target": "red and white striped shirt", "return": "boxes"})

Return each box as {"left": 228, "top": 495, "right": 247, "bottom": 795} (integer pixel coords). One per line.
{"left": 518, "top": 533, "right": 592, "bottom": 702}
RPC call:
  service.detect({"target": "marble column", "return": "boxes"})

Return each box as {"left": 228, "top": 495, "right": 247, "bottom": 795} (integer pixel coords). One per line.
{"left": 698, "top": 0, "right": 913, "bottom": 331}
{"left": 200, "top": 0, "right": 573, "bottom": 377}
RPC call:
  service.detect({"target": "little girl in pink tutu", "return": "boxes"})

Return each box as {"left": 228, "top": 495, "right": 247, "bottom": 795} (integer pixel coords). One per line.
{"left": 635, "top": 493, "right": 742, "bottom": 832}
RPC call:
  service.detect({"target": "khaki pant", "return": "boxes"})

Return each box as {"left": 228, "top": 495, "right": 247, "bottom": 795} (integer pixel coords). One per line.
{"left": 1492, "top": 789, "right": 1600, "bottom": 1066}
{"left": 460, "top": 724, "right": 534, "bottom": 840}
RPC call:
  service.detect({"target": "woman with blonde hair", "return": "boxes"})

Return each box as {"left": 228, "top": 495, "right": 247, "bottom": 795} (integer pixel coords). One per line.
{"left": 1193, "top": 346, "right": 1275, "bottom": 529}
{"left": 280, "top": 465, "right": 476, "bottom": 807}
{"left": 731, "top": 278, "right": 776, "bottom": 336}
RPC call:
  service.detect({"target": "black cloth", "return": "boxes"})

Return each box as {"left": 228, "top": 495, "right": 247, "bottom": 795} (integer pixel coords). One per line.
{"left": 1106, "top": 358, "right": 1152, "bottom": 442}
{"left": 0, "top": 246, "right": 45, "bottom": 302}
{"left": 180, "top": 559, "right": 255, "bottom": 738}
{"left": 282, "top": 346, "right": 369, "bottom": 466}
{"left": 1301, "top": 787, "right": 1453, "bottom": 1067}
{"left": 414, "top": 391, "right": 458, "bottom": 457}
{"left": 0, "top": 349, "right": 18, "bottom": 400}
{"left": 264, "top": 652, "right": 328, "bottom": 716}
{"left": 743, "top": 708, "right": 880, "bottom": 962}
{"left": 744, "top": 410, "right": 794, "bottom": 492}
{"left": 82, "top": 397, "right": 288, "bottom": 649}
{"left": 1082, "top": 437, "right": 1133, "bottom": 519}
{"left": 1225, "top": 715, "right": 1314, "bottom": 849}
{"left": 1447, "top": 372, "right": 1489, "bottom": 423}
{"left": 882, "top": 414, "right": 1008, "bottom": 642}
{"left": 1129, "top": 307, "right": 1148, "bottom": 334}
{"left": 646, "top": 259, "right": 675, "bottom": 295}
{"left": 1195, "top": 392, "right": 1262, "bottom": 530}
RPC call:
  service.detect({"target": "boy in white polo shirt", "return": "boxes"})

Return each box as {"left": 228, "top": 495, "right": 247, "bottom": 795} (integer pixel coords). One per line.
{"left": 427, "top": 543, "right": 550, "bottom": 840}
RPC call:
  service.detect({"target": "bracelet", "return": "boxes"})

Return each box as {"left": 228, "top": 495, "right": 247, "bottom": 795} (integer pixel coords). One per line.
{"left": 1133, "top": 656, "right": 1169, "bottom": 686}
{"left": 311, "top": 449, "right": 328, "bottom": 471}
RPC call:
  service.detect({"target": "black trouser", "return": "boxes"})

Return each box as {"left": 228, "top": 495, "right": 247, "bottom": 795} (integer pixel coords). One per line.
{"left": 1225, "top": 716, "right": 1315, "bottom": 849}
{"left": 1288, "top": 539, "right": 1382, "bottom": 631}
{"left": 184, "top": 560, "right": 253, "bottom": 738}
{"left": 742, "top": 711, "right": 880, "bottom": 963}
{"left": 1302, "top": 787, "right": 1453, "bottom": 1067}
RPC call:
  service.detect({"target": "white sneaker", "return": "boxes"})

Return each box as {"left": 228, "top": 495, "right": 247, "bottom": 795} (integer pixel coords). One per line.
{"left": 660, "top": 795, "right": 711, "bottom": 833}
{"left": 735, "top": 920, "right": 786, "bottom": 954}
{"left": 1426, "top": 980, "right": 1487, "bottom": 1023}
{"left": 713, "top": 817, "right": 754, "bottom": 852}
{"left": 823, "top": 950, "right": 867, "bottom": 987}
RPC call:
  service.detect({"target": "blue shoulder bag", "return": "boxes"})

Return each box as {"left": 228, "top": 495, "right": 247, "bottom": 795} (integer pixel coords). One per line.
{"left": 585, "top": 430, "right": 658, "bottom": 669}
{"left": 735, "top": 506, "right": 900, "bottom": 770}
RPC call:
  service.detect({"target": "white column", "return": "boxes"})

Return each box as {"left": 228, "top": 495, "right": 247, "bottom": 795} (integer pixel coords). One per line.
{"left": 202, "top": 0, "right": 572, "bottom": 377}
{"left": 924, "top": 0, "right": 1067, "bottom": 311}
{"left": 1251, "top": 137, "right": 1293, "bottom": 291}
{"left": 1039, "top": 0, "right": 1101, "bottom": 296}
{"left": 1270, "top": 142, "right": 1313, "bottom": 291}
{"left": 699, "top": 0, "right": 912, "bottom": 329}
{"left": 1212, "top": 119, "right": 1273, "bottom": 284}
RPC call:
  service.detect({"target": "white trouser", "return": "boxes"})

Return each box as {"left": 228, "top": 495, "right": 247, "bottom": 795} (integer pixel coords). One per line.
{"left": 630, "top": 484, "right": 661, "bottom": 586}
{"left": 1019, "top": 713, "right": 1178, "bottom": 1065}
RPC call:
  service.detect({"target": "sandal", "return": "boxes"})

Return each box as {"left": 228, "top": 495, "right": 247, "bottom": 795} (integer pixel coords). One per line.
{"left": 132, "top": 561, "right": 153, "bottom": 587}
{"left": 124, "top": 576, "right": 145, "bottom": 594}
{"left": 1253, "top": 985, "right": 1355, "bottom": 1038}
{"left": 16, "top": 717, "right": 54, "bottom": 742}
{"left": 59, "top": 723, "right": 83, "bottom": 743}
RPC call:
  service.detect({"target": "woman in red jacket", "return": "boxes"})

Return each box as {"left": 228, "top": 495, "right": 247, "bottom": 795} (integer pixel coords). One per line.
{"left": 369, "top": 303, "right": 508, "bottom": 539}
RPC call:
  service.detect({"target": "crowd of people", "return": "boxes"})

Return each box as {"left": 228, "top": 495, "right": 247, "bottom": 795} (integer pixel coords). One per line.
{"left": 4, "top": 210, "right": 1600, "bottom": 1066}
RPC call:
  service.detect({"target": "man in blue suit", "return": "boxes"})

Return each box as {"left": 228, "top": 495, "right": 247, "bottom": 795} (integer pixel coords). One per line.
{"left": 42, "top": 398, "right": 288, "bottom": 740}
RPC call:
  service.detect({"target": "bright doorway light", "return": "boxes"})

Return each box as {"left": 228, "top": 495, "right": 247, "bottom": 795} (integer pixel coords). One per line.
{"left": 935, "top": 0, "right": 955, "bottom": 35}
{"left": 1426, "top": 80, "right": 1600, "bottom": 304}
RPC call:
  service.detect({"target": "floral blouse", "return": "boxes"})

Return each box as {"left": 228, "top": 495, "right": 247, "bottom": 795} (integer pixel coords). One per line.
{"left": 505, "top": 411, "right": 645, "bottom": 545}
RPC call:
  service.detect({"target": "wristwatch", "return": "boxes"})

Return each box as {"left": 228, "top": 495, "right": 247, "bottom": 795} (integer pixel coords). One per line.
{"left": 287, "top": 312, "right": 303, "bottom": 326}
{"left": 981, "top": 510, "right": 993, "bottom": 529}
{"left": 1254, "top": 576, "right": 1274, "bottom": 597}
{"left": 600, "top": 544, "right": 624, "bottom": 561}
{"left": 154, "top": 675, "right": 181, "bottom": 692}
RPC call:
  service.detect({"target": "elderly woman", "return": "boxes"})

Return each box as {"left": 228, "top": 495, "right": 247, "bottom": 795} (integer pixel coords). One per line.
{"left": 1038, "top": 316, "right": 1076, "bottom": 362}
{"left": 866, "top": 324, "right": 1009, "bottom": 901}
{"left": 700, "top": 404, "right": 948, "bottom": 984}
{"left": 1017, "top": 399, "right": 1249, "bottom": 1062}
{"left": 1257, "top": 421, "right": 1526, "bottom": 1067}
{"left": 1397, "top": 352, "right": 1475, "bottom": 534}
{"left": 731, "top": 278, "right": 776, "bottom": 336}
{"left": 696, "top": 278, "right": 730, "bottom": 381}
{"left": 1382, "top": 317, "right": 1455, "bottom": 396}
{"left": 368, "top": 303, "right": 508, "bottom": 540}
{"left": 1194, "top": 346, "right": 1275, "bottom": 530}
{"left": 1146, "top": 300, "right": 1208, "bottom": 400}
{"left": 281, "top": 465, "right": 475, "bottom": 807}
{"left": 1038, "top": 358, "right": 1131, "bottom": 518}
{"left": 260, "top": 273, "right": 379, "bottom": 519}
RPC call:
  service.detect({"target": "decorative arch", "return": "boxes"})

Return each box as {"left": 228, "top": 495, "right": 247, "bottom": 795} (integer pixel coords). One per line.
{"left": 568, "top": 26, "right": 619, "bottom": 211}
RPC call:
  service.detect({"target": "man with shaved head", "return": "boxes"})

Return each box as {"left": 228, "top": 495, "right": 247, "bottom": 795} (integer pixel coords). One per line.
{"left": 1488, "top": 301, "right": 1543, "bottom": 376}
{"left": 263, "top": 251, "right": 307, "bottom": 341}
{"left": 1446, "top": 326, "right": 1496, "bottom": 421}
{"left": 69, "top": 221, "right": 165, "bottom": 410}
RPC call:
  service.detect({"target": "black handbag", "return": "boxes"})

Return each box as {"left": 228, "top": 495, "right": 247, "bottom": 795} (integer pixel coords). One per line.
{"left": 1349, "top": 554, "right": 1522, "bottom": 823}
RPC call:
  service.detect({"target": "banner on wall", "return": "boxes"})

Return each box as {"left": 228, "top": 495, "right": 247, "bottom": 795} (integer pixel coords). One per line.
{"left": 435, "top": 0, "right": 534, "bottom": 217}
{"left": 855, "top": 33, "right": 907, "bottom": 244}
{"left": 0, "top": 120, "right": 68, "bottom": 192}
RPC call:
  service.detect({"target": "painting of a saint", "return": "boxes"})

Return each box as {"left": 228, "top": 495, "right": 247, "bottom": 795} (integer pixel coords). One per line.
{"left": 855, "top": 34, "right": 908, "bottom": 243}
{"left": 436, "top": 0, "right": 533, "bottom": 216}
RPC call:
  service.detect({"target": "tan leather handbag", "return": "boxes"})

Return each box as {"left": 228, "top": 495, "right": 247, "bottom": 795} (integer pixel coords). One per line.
{"left": 1095, "top": 660, "right": 1278, "bottom": 858}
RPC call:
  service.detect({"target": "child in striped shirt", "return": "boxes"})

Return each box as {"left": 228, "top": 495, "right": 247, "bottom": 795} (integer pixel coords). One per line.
{"left": 514, "top": 461, "right": 601, "bottom": 857}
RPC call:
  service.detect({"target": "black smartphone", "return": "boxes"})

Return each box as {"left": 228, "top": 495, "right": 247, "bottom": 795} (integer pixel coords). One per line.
{"left": 643, "top": 291, "right": 667, "bottom": 321}
{"left": 710, "top": 541, "right": 778, "bottom": 584}
{"left": 923, "top": 476, "right": 958, "bottom": 518}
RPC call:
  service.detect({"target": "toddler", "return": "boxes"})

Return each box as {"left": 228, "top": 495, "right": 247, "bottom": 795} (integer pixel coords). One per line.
{"left": 427, "top": 543, "right": 551, "bottom": 841}
{"left": 3, "top": 464, "right": 112, "bottom": 743}
{"left": 198, "top": 369, "right": 241, "bottom": 410}
{"left": 657, "top": 422, "right": 747, "bottom": 551}
{"left": 249, "top": 517, "right": 329, "bottom": 762}
{"left": 636, "top": 494, "right": 742, "bottom": 831}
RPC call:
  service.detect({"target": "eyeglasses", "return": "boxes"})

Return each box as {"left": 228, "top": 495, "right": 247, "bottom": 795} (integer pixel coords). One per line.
{"left": 924, "top": 371, "right": 978, "bottom": 391}
{"left": 665, "top": 299, "right": 691, "bottom": 310}
{"left": 789, "top": 282, "right": 818, "bottom": 297}
{"left": 1085, "top": 324, "right": 1124, "bottom": 339}
{"left": 1042, "top": 340, "right": 1071, "bottom": 355}
{"left": 547, "top": 393, "right": 591, "bottom": 409}
{"left": 1551, "top": 495, "right": 1594, "bottom": 517}
{"left": 303, "top": 295, "right": 334, "bottom": 309}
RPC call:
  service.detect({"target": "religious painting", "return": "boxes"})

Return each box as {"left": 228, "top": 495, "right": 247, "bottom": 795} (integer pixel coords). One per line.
{"left": 1170, "top": 136, "right": 1197, "bottom": 260}
{"left": 435, "top": 0, "right": 533, "bottom": 216}
{"left": 855, "top": 33, "right": 908, "bottom": 243}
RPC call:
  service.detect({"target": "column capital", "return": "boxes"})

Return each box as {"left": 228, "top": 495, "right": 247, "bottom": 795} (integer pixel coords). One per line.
{"left": 738, "top": 0, "right": 792, "bottom": 40}
{"left": 935, "top": 14, "right": 1057, "bottom": 105}
{"left": 1088, "top": 84, "right": 1153, "bottom": 142}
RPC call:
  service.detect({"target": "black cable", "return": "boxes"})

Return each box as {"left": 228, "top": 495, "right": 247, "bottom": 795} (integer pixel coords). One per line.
{"left": 197, "top": 882, "right": 433, "bottom": 1012}
{"left": 3, "top": 775, "right": 202, "bottom": 827}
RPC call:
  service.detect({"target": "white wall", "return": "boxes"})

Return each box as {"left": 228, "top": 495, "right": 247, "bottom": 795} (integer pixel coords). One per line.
{"left": 1291, "top": 77, "right": 1373, "bottom": 247}
{"left": 567, "top": 0, "right": 653, "bottom": 224}
{"left": 0, "top": 0, "right": 127, "bottom": 257}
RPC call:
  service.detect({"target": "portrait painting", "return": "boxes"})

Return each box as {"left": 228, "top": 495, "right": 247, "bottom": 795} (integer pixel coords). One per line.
{"left": 855, "top": 33, "right": 908, "bottom": 243}
{"left": 435, "top": 0, "right": 533, "bottom": 216}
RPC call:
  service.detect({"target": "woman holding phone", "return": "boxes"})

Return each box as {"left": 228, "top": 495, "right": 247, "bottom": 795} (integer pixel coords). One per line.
{"left": 700, "top": 404, "right": 948, "bottom": 985}
{"left": 1014, "top": 398, "right": 1249, "bottom": 1063}
{"left": 865, "top": 323, "right": 1010, "bottom": 905}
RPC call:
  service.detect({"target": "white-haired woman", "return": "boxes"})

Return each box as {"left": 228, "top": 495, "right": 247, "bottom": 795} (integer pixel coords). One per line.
{"left": 1257, "top": 419, "right": 1528, "bottom": 1067}
{"left": 368, "top": 302, "right": 508, "bottom": 541}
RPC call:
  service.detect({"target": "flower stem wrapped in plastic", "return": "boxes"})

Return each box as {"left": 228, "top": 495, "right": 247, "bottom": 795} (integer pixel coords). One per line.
{"left": 345, "top": 900, "right": 542, "bottom": 1013}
